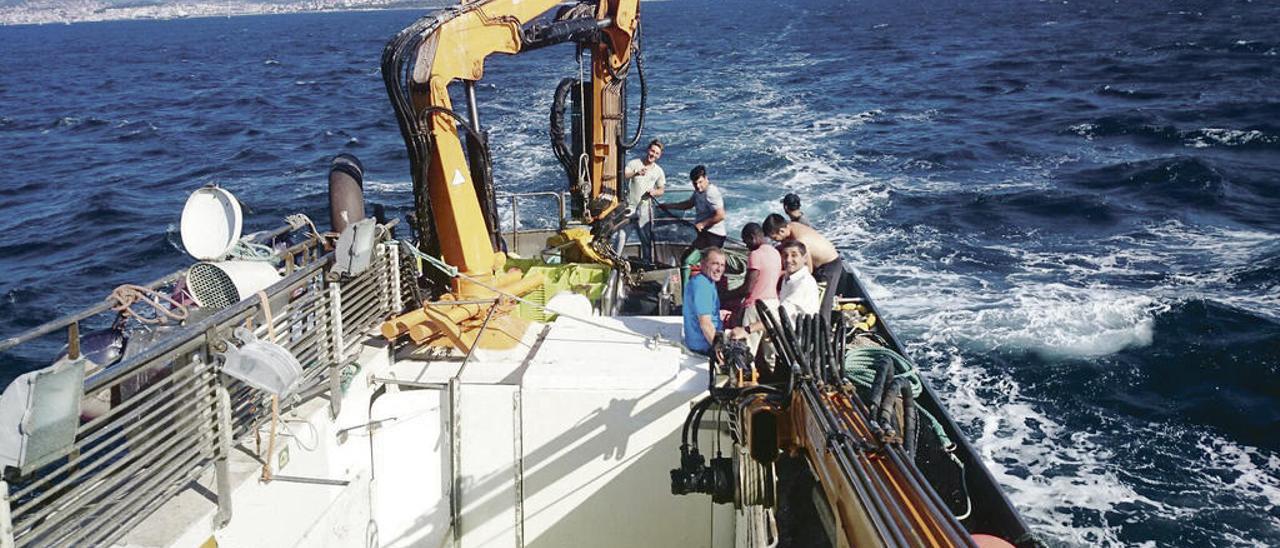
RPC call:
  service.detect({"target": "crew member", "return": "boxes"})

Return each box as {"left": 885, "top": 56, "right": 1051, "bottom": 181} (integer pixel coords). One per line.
{"left": 663, "top": 165, "right": 726, "bottom": 252}
{"left": 781, "top": 193, "right": 809, "bottom": 226}
{"left": 615, "top": 139, "right": 666, "bottom": 262}
{"left": 724, "top": 222, "right": 781, "bottom": 326}
{"left": 730, "top": 240, "right": 820, "bottom": 364}
{"left": 763, "top": 213, "right": 842, "bottom": 315}
{"left": 682, "top": 247, "right": 727, "bottom": 356}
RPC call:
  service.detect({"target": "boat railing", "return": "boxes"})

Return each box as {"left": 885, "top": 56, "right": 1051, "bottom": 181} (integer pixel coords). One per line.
{"left": 0, "top": 227, "right": 406, "bottom": 547}
{"left": 494, "top": 190, "right": 703, "bottom": 244}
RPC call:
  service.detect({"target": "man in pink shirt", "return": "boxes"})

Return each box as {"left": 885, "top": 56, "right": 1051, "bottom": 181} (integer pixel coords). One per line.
{"left": 726, "top": 222, "right": 781, "bottom": 358}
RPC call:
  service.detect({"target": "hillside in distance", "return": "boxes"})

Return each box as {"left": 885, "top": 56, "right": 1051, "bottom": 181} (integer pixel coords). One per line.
{"left": 0, "top": 0, "right": 445, "bottom": 25}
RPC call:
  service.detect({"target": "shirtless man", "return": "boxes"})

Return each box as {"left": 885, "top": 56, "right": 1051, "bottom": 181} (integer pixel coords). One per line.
{"left": 762, "top": 213, "right": 843, "bottom": 315}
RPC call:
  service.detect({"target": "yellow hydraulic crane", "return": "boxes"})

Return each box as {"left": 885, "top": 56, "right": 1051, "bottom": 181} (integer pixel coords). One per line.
{"left": 385, "top": 0, "right": 636, "bottom": 294}
{"left": 379, "top": 0, "right": 639, "bottom": 351}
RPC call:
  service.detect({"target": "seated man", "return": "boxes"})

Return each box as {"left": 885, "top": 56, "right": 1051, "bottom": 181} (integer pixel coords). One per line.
{"left": 777, "top": 240, "right": 821, "bottom": 317}
{"left": 682, "top": 247, "right": 728, "bottom": 356}
{"left": 730, "top": 240, "right": 819, "bottom": 365}
{"left": 763, "top": 213, "right": 843, "bottom": 315}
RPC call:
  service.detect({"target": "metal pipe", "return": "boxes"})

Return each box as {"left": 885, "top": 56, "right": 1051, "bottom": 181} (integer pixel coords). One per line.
{"left": 74, "top": 457, "right": 208, "bottom": 547}
{"left": 12, "top": 394, "right": 215, "bottom": 509}
{"left": 15, "top": 428, "right": 211, "bottom": 537}
{"left": 371, "top": 377, "right": 448, "bottom": 390}
{"left": 796, "top": 386, "right": 906, "bottom": 547}
{"left": 16, "top": 378, "right": 212, "bottom": 498}
{"left": 77, "top": 360, "right": 211, "bottom": 440}
{"left": 465, "top": 80, "right": 481, "bottom": 131}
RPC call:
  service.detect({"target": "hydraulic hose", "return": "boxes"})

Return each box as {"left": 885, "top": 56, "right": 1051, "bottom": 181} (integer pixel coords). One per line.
{"left": 550, "top": 77, "right": 580, "bottom": 182}
{"left": 621, "top": 23, "right": 647, "bottom": 150}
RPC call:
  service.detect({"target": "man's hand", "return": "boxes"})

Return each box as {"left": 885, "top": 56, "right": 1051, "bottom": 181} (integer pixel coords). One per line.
{"left": 728, "top": 327, "right": 749, "bottom": 340}
{"left": 637, "top": 164, "right": 649, "bottom": 176}
{"left": 719, "top": 310, "right": 732, "bottom": 322}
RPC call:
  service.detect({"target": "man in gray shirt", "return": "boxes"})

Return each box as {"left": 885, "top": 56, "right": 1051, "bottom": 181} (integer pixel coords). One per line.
{"left": 664, "top": 164, "right": 727, "bottom": 253}
{"left": 615, "top": 139, "right": 666, "bottom": 262}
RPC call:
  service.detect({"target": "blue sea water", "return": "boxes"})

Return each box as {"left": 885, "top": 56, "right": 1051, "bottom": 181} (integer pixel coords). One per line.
{"left": 1, "top": 0, "right": 1278, "bottom": 544}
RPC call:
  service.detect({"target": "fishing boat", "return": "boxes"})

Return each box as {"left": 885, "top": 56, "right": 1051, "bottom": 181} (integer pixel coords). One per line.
{"left": 0, "top": 1, "right": 1037, "bottom": 546}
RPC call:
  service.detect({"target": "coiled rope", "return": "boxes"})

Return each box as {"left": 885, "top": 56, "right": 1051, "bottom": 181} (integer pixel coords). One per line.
{"left": 108, "top": 284, "right": 189, "bottom": 324}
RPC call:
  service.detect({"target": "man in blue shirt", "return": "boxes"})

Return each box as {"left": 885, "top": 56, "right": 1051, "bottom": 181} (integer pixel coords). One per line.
{"left": 683, "top": 248, "right": 727, "bottom": 356}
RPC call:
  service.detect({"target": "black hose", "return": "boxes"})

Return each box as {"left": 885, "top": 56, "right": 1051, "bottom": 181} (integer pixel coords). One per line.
{"left": 903, "top": 397, "right": 920, "bottom": 460}
{"left": 681, "top": 396, "right": 716, "bottom": 452}
{"left": 779, "top": 311, "right": 807, "bottom": 378}
{"left": 550, "top": 77, "right": 580, "bottom": 183}
{"left": 415, "top": 106, "right": 502, "bottom": 247}
{"left": 819, "top": 312, "right": 835, "bottom": 384}
{"left": 755, "top": 301, "right": 797, "bottom": 402}
{"left": 876, "top": 378, "right": 908, "bottom": 440}
{"left": 382, "top": 13, "right": 449, "bottom": 290}
{"left": 621, "top": 20, "right": 647, "bottom": 150}
{"left": 867, "top": 352, "right": 893, "bottom": 413}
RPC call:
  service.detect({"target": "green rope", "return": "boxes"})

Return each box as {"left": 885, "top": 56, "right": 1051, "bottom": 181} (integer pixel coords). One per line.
{"left": 842, "top": 346, "right": 922, "bottom": 397}
{"left": 841, "top": 345, "right": 953, "bottom": 449}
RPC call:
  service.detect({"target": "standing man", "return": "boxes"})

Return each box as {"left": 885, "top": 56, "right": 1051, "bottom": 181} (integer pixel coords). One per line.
{"left": 616, "top": 139, "right": 666, "bottom": 263}
{"left": 763, "top": 213, "right": 843, "bottom": 315}
{"left": 663, "top": 165, "right": 727, "bottom": 252}
{"left": 683, "top": 248, "right": 728, "bottom": 356}
{"left": 781, "top": 193, "right": 810, "bottom": 226}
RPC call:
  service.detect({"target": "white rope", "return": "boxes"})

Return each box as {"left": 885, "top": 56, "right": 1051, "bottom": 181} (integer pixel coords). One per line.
{"left": 285, "top": 213, "right": 322, "bottom": 240}
{"left": 229, "top": 240, "right": 276, "bottom": 261}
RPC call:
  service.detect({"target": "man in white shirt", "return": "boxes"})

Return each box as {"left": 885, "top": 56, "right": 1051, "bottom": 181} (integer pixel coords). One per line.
{"left": 730, "top": 240, "right": 820, "bottom": 366}
{"left": 615, "top": 139, "right": 666, "bottom": 263}
{"left": 776, "top": 240, "right": 821, "bottom": 317}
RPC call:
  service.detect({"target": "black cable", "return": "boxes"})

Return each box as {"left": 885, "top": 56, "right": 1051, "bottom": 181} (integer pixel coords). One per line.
{"left": 550, "top": 77, "right": 580, "bottom": 180}
{"left": 621, "top": 19, "right": 647, "bottom": 150}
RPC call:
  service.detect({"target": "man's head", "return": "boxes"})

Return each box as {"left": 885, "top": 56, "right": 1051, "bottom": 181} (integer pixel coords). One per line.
{"left": 700, "top": 247, "right": 727, "bottom": 282}
{"left": 782, "top": 193, "right": 805, "bottom": 222}
{"left": 645, "top": 139, "right": 663, "bottom": 165}
{"left": 781, "top": 193, "right": 801, "bottom": 214}
{"left": 763, "top": 213, "right": 792, "bottom": 241}
{"left": 778, "top": 240, "right": 808, "bottom": 275}
{"left": 689, "top": 165, "right": 709, "bottom": 193}
{"left": 741, "top": 223, "right": 767, "bottom": 250}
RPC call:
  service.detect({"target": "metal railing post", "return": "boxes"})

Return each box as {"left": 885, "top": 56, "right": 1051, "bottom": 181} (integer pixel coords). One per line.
{"left": 0, "top": 481, "right": 14, "bottom": 548}
{"left": 327, "top": 283, "right": 345, "bottom": 419}
{"left": 214, "top": 381, "right": 234, "bottom": 528}
{"left": 389, "top": 244, "right": 403, "bottom": 314}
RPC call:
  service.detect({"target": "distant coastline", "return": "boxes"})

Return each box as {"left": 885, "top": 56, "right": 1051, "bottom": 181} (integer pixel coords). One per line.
{"left": 0, "top": 0, "right": 447, "bottom": 27}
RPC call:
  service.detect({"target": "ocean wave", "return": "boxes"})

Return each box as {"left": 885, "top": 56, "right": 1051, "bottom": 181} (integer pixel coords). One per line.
{"left": 1068, "top": 114, "right": 1280, "bottom": 150}
{"left": 1064, "top": 156, "right": 1227, "bottom": 209}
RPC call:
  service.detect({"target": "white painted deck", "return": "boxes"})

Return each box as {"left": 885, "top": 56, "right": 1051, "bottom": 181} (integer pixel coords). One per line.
{"left": 124, "top": 316, "right": 739, "bottom": 547}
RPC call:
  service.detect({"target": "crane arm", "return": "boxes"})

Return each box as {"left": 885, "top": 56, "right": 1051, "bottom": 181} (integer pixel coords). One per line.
{"left": 384, "top": 0, "right": 638, "bottom": 292}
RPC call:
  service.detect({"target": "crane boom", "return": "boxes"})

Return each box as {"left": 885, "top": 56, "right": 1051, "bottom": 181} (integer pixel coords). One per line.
{"left": 384, "top": 0, "right": 637, "bottom": 295}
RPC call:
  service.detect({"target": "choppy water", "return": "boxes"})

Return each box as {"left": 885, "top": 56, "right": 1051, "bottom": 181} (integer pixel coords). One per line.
{"left": 2, "top": 0, "right": 1278, "bottom": 544}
